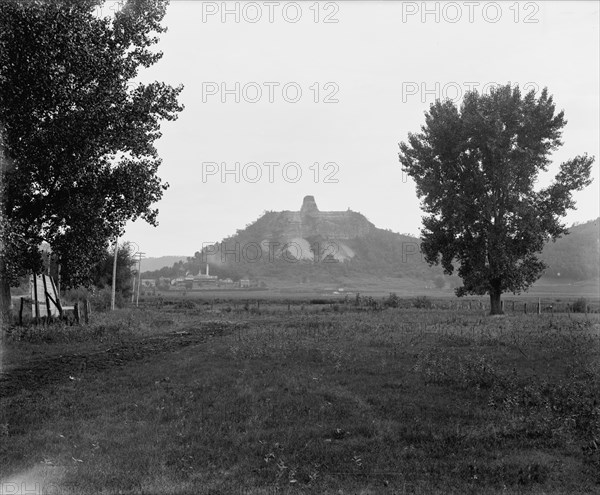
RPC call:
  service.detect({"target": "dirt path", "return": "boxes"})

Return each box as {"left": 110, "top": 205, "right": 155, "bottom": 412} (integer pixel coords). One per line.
{"left": 0, "top": 324, "right": 233, "bottom": 398}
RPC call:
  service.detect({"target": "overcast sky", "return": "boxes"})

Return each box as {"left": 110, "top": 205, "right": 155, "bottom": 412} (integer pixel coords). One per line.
{"left": 118, "top": 0, "right": 599, "bottom": 257}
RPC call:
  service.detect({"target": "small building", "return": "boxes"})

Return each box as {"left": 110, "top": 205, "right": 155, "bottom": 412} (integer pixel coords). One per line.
{"left": 240, "top": 278, "right": 250, "bottom": 288}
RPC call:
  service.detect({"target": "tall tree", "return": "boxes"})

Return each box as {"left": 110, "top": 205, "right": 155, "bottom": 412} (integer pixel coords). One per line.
{"left": 399, "top": 85, "right": 593, "bottom": 314}
{"left": 0, "top": 0, "right": 183, "bottom": 324}
{"left": 90, "top": 242, "right": 138, "bottom": 299}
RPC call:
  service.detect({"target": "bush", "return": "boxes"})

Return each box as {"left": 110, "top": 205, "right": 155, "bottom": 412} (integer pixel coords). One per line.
{"left": 413, "top": 295, "right": 433, "bottom": 309}
{"left": 63, "top": 286, "right": 93, "bottom": 304}
{"left": 383, "top": 292, "right": 400, "bottom": 308}
{"left": 571, "top": 297, "right": 588, "bottom": 313}
{"left": 176, "top": 299, "right": 196, "bottom": 310}
{"left": 63, "top": 286, "right": 128, "bottom": 311}
{"left": 91, "top": 287, "right": 127, "bottom": 311}
{"left": 363, "top": 296, "right": 380, "bottom": 310}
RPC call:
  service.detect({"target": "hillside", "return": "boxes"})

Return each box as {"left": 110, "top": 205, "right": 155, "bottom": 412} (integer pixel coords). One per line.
{"left": 538, "top": 218, "right": 600, "bottom": 281}
{"left": 142, "top": 199, "right": 599, "bottom": 290}
{"left": 140, "top": 256, "right": 188, "bottom": 273}
{"left": 185, "top": 196, "right": 450, "bottom": 286}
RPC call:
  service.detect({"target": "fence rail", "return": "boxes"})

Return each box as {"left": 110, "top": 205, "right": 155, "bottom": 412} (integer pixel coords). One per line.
{"left": 127, "top": 295, "right": 598, "bottom": 315}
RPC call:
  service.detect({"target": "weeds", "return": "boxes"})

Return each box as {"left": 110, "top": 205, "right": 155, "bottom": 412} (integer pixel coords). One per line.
{"left": 413, "top": 349, "right": 500, "bottom": 390}
{"left": 1, "top": 303, "right": 599, "bottom": 493}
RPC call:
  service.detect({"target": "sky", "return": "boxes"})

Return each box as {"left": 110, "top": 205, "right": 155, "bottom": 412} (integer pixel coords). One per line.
{"left": 115, "top": 0, "right": 600, "bottom": 257}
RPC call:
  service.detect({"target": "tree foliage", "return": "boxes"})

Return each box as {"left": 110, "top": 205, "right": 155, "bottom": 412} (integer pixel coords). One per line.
{"left": 0, "top": 0, "right": 183, "bottom": 300}
{"left": 90, "top": 242, "right": 138, "bottom": 298}
{"left": 398, "top": 84, "right": 593, "bottom": 313}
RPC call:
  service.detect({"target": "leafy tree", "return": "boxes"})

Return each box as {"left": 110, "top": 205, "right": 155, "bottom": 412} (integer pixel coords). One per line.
{"left": 0, "top": 0, "right": 183, "bottom": 323}
{"left": 90, "top": 242, "right": 138, "bottom": 299}
{"left": 399, "top": 85, "right": 593, "bottom": 314}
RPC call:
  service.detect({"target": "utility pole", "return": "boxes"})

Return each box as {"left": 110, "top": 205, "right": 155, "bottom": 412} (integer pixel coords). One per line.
{"left": 111, "top": 238, "right": 118, "bottom": 310}
{"left": 136, "top": 252, "right": 145, "bottom": 307}
{"left": 57, "top": 262, "right": 61, "bottom": 298}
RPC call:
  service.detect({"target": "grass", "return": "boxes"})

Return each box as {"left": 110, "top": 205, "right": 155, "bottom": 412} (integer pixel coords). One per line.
{"left": 1, "top": 301, "right": 599, "bottom": 494}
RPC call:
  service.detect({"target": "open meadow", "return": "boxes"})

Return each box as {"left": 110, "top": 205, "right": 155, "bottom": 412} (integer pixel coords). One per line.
{"left": 1, "top": 297, "right": 599, "bottom": 494}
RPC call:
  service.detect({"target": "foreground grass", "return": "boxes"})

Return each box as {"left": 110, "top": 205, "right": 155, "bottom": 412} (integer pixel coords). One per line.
{"left": 1, "top": 306, "right": 599, "bottom": 494}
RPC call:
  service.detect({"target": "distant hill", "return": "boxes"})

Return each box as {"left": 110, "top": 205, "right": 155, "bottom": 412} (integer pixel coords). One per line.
{"left": 142, "top": 199, "right": 598, "bottom": 289}
{"left": 140, "top": 256, "right": 188, "bottom": 273}
{"left": 539, "top": 218, "right": 600, "bottom": 281}
{"left": 181, "top": 195, "right": 452, "bottom": 286}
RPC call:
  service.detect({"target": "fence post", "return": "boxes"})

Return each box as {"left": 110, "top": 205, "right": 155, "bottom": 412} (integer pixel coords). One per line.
{"left": 41, "top": 274, "right": 51, "bottom": 320}
{"left": 74, "top": 302, "right": 80, "bottom": 324}
{"left": 82, "top": 299, "right": 89, "bottom": 324}
{"left": 537, "top": 298, "right": 541, "bottom": 315}
{"left": 33, "top": 273, "right": 40, "bottom": 321}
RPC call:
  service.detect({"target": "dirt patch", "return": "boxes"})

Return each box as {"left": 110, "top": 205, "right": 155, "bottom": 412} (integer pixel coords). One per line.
{"left": 0, "top": 324, "right": 232, "bottom": 398}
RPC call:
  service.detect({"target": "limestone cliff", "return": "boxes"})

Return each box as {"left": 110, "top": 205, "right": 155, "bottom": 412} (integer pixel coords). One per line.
{"left": 273, "top": 195, "right": 374, "bottom": 243}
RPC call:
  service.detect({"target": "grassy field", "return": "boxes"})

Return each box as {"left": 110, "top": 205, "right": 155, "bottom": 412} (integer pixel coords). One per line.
{"left": 148, "top": 275, "right": 600, "bottom": 305}
{"left": 1, "top": 299, "right": 599, "bottom": 494}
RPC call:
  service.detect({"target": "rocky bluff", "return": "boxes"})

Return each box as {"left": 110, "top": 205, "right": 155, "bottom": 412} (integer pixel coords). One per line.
{"left": 279, "top": 195, "right": 373, "bottom": 241}
{"left": 198, "top": 195, "right": 445, "bottom": 282}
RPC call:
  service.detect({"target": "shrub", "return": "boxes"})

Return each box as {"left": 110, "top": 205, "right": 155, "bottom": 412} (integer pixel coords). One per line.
{"left": 363, "top": 296, "right": 380, "bottom": 310}
{"left": 572, "top": 297, "right": 588, "bottom": 313}
{"left": 383, "top": 292, "right": 400, "bottom": 308}
{"left": 91, "top": 287, "right": 127, "bottom": 311}
{"left": 63, "top": 286, "right": 127, "bottom": 312}
{"left": 176, "top": 299, "right": 196, "bottom": 310}
{"left": 413, "top": 296, "right": 433, "bottom": 309}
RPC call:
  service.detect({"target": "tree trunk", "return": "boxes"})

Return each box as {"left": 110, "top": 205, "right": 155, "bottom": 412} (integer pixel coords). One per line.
{"left": 489, "top": 288, "right": 504, "bottom": 315}
{"left": 0, "top": 264, "right": 11, "bottom": 326}
{"left": 0, "top": 123, "right": 14, "bottom": 327}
